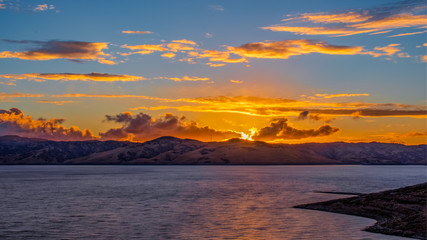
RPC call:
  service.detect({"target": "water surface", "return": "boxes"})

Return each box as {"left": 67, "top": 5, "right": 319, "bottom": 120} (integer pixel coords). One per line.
{"left": 0, "top": 165, "right": 425, "bottom": 239}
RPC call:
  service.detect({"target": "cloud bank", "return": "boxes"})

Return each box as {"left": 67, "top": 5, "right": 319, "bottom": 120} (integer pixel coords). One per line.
{"left": 0, "top": 108, "right": 94, "bottom": 141}
{"left": 100, "top": 112, "right": 240, "bottom": 141}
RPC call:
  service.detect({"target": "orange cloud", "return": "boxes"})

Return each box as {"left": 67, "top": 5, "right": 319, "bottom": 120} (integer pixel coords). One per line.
{"left": 262, "top": 2, "right": 427, "bottom": 37}
{"left": 161, "top": 52, "right": 176, "bottom": 58}
{"left": 230, "top": 80, "right": 243, "bottom": 84}
{"left": 0, "top": 81, "right": 16, "bottom": 86}
{"left": 121, "top": 44, "right": 167, "bottom": 51}
{"left": 388, "top": 30, "right": 427, "bottom": 37}
{"left": 133, "top": 95, "right": 427, "bottom": 118}
{"left": 49, "top": 93, "right": 427, "bottom": 119}
{"left": 122, "top": 30, "right": 152, "bottom": 34}
{"left": 34, "top": 4, "right": 54, "bottom": 11}
{"left": 155, "top": 76, "right": 210, "bottom": 82}
{"left": 423, "top": 55, "right": 427, "bottom": 62}
{"left": 368, "top": 43, "right": 402, "bottom": 57}
{"left": 206, "top": 62, "right": 226, "bottom": 67}
{"left": 315, "top": 93, "right": 370, "bottom": 98}
{"left": 197, "top": 50, "right": 247, "bottom": 63}
{"left": 300, "top": 12, "right": 371, "bottom": 23}
{"left": 230, "top": 39, "right": 364, "bottom": 59}
{"left": 167, "top": 43, "right": 195, "bottom": 52}
{"left": 0, "top": 73, "right": 146, "bottom": 82}
{"left": 369, "top": 30, "right": 392, "bottom": 35}
{"left": 0, "top": 40, "right": 115, "bottom": 64}
{"left": 261, "top": 26, "right": 376, "bottom": 36}
{"left": 0, "top": 108, "right": 94, "bottom": 141}
{"left": 0, "top": 92, "right": 45, "bottom": 101}
{"left": 36, "top": 100, "right": 74, "bottom": 105}
{"left": 351, "top": 13, "right": 427, "bottom": 30}
{"left": 172, "top": 39, "right": 197, "bottom": 45}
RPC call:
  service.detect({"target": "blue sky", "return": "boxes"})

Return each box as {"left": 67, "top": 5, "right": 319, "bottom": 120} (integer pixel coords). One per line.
{"left": 0, "top": 0, "right": 426, "bottom": 144}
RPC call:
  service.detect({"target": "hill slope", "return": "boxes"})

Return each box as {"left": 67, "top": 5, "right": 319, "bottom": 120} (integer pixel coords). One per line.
{"left": 0, "top": 135, "right": 425, "bottom": 165}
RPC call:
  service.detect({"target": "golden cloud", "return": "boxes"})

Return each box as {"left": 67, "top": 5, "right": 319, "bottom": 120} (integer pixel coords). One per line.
{"left": 36, "top": 100, "right": 74, "bottom": 105}
{"left": 261, "top": 26, "right": 376, "bottom": 36}
{"left": 262, "top": 2, "right": 427, "bottom": 37}
{"left": 161, "top": 52, "right": 176, "bottom": 58}
{"left": 230, "top": 80, "right": 243, "bottom": 84}
{"left": 0, "top": 73, "right": 146, "bottom": 82}
{"left": 0, "top": 40, "right": 115, "bottom": 64}
{"left": 315, "top": 93, "right": 370, "bottom": 98}
{"left": 121, "top": 44, "right": 167, "bottom": 51}
{"left": 166, "top": 43, "right": 195, "bottom": 52}
{"left": 388, "top": 30, "right": 427, "bottom": 37}
{"left": 230, "top": 39, "right": 364, "bottom": 59}
{"left": 0, "top": 108, "right": 94, "bottom": 141}
{"left": 172, "top": 39, "right": 197, "bottom": 45}
{"left": 155, "top": 76, "right": 210, "bottom": 82}
{"left": 351, "top": 13, "right": 427, "bottom": 30}
{"left": 299, "top": 12, "right": 372, "bottom": 23}
{"left": 368, "top": 43, "right": 402, "bottom": 57}
{"left": 0, "top": 92, "right": 45, "bottom": 101}
{"left": 122, "top": 30, "right": 152, "bottom": 34}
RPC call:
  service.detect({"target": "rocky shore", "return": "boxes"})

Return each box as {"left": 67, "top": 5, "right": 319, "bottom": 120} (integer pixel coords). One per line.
{"left": 295, "top": 183, "right": 427, "bottom": 239}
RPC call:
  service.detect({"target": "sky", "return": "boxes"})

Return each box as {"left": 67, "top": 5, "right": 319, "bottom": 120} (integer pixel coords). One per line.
{"left": 0, "top": 0, "right": 426, "bottom": 144}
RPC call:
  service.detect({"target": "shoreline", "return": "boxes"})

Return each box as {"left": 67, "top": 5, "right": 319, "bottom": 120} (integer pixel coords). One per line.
{"left": 294, "top": 183, "right": 427, "bottom": 239}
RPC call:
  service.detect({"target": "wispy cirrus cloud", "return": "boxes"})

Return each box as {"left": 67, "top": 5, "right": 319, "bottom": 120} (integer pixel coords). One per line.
{"left": 209, "top": 5, "right": 224, "bottom": 12}
{"left": 34, "top": 4, "right": 54, "bottom": 11}
{"left": 0, "top": 92, "right": 45, "bottom": 101}
{"left": 388, "top": 30, "right": 427, "bottom": 37}
{"left": 36, "top": 100, "right": 74, "bottom": 105}
{"left": 262, "top": 0, "right": 427, "bottom": 37}
{"left": 121, "top": 38, "right": 408, "bottom": 67}
{"left": 0, "top": 73, "right": 146, "bottom": 82}
{"left": 49, "top": 93, "right": 427, "bottom": 118}
{"left": 0, "top": 40, "right": 115, "bottom": 64}
{"left": 0, "top": 73, "right": 212, "bottom": 83}
{"left": 314, "top": 93, "right": 370, "bottom": 98}
{"left": 230, "top": 39, "right": 364, "bottom": 59}
{"left": 154, "top": 76, "right": 210, "bottom": 82}
{"left": 122, "top": 30, "right": 152, "bottom": 34}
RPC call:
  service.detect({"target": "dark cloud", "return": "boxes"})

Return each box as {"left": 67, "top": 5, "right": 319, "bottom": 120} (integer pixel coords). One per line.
{"left": 0, "top": 40, "right": 114, "bottom": 64}
{"left": 101, "top": 112, "right": 240, "bottom": 142}
{"left": 0, "top": 108, "right": 94, "bottom": 141}
{"left": 231, "top": 39, "right": 364, "bottom": 59}
{"left": 298, "top": 111, "right": 309, "bottom": 120}
{"left": 298, "top": 111, "right": 334, "bottom": 123}
{"left": 253, "top": 118, "right": 340, "bottom": 141}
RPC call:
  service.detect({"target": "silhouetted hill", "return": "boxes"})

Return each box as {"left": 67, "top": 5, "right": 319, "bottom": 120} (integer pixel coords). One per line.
{"left": 0, "top": 135, "right": 425, "bottom": 165}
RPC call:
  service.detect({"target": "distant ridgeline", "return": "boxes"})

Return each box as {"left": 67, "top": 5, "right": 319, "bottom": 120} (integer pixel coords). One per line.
{"left": 0, "top": 135, "right": 426, "bottom": 165}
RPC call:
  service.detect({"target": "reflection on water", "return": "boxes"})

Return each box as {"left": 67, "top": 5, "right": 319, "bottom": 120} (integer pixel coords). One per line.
{"left": 0, "top": 165, "right": 424, "bottom": 239}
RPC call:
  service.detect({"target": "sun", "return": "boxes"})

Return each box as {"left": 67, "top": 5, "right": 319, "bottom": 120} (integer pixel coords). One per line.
{"left": 239, "top": 128, "right": 258, "bottom": 141}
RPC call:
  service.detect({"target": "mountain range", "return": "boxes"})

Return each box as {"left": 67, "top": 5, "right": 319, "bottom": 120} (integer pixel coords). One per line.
{"left": 0, "top": 135, "right": 425, "bottom": 165}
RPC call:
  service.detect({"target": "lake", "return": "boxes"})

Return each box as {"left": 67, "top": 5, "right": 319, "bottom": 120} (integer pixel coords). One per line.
{"left": 0, "top": 165, "right": 425, "bottom": 239}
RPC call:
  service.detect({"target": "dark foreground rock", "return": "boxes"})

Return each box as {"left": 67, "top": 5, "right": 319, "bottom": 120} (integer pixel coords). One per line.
{"left": 295, "top": 183, "right": 427, "bottom": 239}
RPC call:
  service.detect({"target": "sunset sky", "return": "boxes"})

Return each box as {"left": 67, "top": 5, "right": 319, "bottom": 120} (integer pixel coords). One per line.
{"left": 0, "top": 0, "right": 426, "bottom": 144}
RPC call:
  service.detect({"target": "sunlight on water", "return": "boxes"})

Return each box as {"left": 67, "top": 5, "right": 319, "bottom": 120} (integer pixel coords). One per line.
{"left": 0, "top": 165, "right": 424, "bottom": 239}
